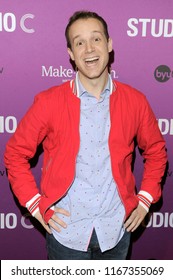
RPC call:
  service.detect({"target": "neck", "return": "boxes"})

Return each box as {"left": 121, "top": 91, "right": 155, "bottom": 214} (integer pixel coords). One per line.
{"left": 77, "top": 72, "right": 109, "bottom": 100}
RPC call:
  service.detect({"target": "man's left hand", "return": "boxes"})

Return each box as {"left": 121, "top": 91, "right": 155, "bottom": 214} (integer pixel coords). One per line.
{"left": 124, "top": 204, "right": 148, "bottom": 232}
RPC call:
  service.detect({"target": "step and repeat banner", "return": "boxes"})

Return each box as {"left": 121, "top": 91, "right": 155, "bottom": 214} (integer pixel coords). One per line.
{"left": 0, "top": 0, "right": 173, "bottom": 260}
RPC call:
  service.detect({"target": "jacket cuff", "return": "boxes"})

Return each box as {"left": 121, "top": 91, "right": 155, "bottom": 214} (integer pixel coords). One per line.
{"left": 137, "top": 190, "right": 153, "bottom": 212}
{"left": 26, "top": 193, "right": 41, "bottom": 216}
{"left": 43, "top": 207, "right": 55, "bottom": 224}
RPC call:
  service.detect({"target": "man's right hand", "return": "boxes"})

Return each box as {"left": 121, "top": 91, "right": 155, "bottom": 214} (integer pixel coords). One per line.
{"left": 34, "top": 207, "right": 70, "bottom": 234}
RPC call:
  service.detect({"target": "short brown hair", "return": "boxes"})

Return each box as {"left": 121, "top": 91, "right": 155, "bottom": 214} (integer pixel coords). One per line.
{"left": 65, "top": 10, "right": 110, "bottom": 49}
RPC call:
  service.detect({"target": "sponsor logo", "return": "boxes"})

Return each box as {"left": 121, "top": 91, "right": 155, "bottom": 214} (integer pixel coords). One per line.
{"left": 41, "top": 65, "right": 118, "bottom": 82}
{"left": 157, "top": 118, "right": 173, "bottom": 135}
{"left": 0, "top": 117, "right": 172, "bottom": 135}
{"left": 0, "top": 169, "right": 5, "bottom": 176}
{"left": 0, "top": 212, "right": 34, "bottom": 229}
{"left": 167, "top": 170, "right": 173, "bottom": 177}
{"left": 42, "top": 65, "right": 75, "bottom": 82}
{"left": 0, "top": 116, "right": 17, "bottom": 133}
{"left": 154, "top": 65, "right": 173, "bottom": 82}
{"left": 127, "top": 18, "right": 173, "bottom": 37}
{"left": 0, "top": 12, "right": 35, "bottom": 33}
{"left": 1, "top": 211, "right": 172, "bottom": 229}
{"left": 142, "top": 212, "right": 173, "bottom": 228}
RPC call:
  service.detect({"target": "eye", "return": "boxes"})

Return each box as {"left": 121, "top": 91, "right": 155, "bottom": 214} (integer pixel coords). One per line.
{"left": 76, "top": 40, "right": 84, "bottom": 47}
{"left": 94, "top": 37, "right": 101, "bottom": 42}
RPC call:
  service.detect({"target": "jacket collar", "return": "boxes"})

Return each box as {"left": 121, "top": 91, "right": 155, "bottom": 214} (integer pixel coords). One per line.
{"left": 70, "top": 73, "right": 117, "bottom": 97}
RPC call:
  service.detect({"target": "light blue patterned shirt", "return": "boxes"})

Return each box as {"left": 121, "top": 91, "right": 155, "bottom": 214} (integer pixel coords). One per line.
{"left": 52, "top": 74, "right": 125, "bottom": 252}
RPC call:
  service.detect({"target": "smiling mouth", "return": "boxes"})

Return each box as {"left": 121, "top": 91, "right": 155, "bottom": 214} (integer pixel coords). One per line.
{"left": 85, "top": 57, "right": 99, "bottom": 66}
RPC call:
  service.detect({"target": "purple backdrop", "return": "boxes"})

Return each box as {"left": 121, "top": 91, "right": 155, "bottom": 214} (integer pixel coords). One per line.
{"left": 0, "top": 0, "right": 173, "bottom": 260}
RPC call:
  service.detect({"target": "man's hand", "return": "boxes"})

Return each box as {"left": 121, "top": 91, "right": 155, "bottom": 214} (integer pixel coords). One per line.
{"left": 124, "top": 204, "right": 148, "bottom": 232}
{"left": 34, "top": 207, "right": 70, "bottom": 234}
{"left": 48, "top": 207, "right": 70, "bottom": 233}
{"left": 35, "top": 210, "right": 52, "bottom": 233}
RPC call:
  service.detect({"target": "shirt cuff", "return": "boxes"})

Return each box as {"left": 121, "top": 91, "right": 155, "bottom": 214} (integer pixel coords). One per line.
{"left": 26, "top": 193, "right": 41, "bottom": 216}
{"left": 137, "top": 190, "right": 153, "bottom": 212}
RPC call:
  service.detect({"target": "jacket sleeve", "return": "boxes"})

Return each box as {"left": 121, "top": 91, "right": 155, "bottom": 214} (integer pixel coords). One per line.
{"left": 136, "top": 96, "right": 167, "bottom": 204}
{"left": 4, "top": 92, "right": 50, "bottom": 211}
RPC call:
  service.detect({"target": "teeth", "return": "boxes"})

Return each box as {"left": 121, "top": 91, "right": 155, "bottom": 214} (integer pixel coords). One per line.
{"left": 85, "top": 57, "right": 98, "bottom": 62}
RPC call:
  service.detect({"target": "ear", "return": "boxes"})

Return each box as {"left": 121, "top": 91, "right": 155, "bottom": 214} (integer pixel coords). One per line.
{"left": 67, "top": 48, "right": 75, "bottom": 61}
{"left": 108, "top": 38, "right": 113, "bottom": 53}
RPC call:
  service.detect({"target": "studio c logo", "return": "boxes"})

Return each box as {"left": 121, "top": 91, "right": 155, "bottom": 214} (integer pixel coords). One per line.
{"left": 0, "top": 212, "right": 34, "bottom": 229}
{"left": 0, "top": 12, "right": 35, "bottom": 33}
{"left": 154, "top": 65, "right": 173, "bottom": 82}
{"left": 142, "top": 212, "right": 173, "bottom": 228}
{"left": 127, "top": 18, "right": 173, "bottom": 37}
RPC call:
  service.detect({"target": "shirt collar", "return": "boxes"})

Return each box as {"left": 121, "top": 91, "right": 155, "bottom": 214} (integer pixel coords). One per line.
{"left": 75, "top": 72, "right": 112, "bottom": 98}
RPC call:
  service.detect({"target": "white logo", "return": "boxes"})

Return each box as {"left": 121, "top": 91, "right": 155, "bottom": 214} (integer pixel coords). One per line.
{"left": 157, "top": 118, "right": 173, "bottom": 135}
{"left": 0, "top": 12, "right": 35, "bottom": 33}
{"left": 127, "top": 18, "right": 173, "bottom": 37}
{"left": 0, "top": 212, "right": 34, "bottom": 229}
{"left": 42, "top": 65, "right": 118, "bottom": 82}
{"left": 142, "top": 212, "right": 173, "bottom": 228}
{"left": 42, "top": 65, "right": 75, "bottom": 80}
{"left": 0, "top": 116, "right": 17, "bottom": 133}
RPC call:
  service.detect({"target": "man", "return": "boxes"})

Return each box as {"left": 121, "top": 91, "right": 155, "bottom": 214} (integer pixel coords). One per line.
{"left": 4, "top": 10, "right": 167, "bottom": 260}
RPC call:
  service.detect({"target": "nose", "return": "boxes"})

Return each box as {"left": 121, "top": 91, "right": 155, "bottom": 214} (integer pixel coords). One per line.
{"left": 85, "top": 40, "right": 95, "bottom": 53}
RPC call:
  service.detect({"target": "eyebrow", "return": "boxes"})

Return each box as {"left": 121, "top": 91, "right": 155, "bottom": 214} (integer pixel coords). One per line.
{"left": 72, "top": 30, "right": 104, "bottom": 42}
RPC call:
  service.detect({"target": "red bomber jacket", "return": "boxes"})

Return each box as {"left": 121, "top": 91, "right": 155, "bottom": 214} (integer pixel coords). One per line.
{"left": 4, "top": 80, "right": 167, "bottom": 223}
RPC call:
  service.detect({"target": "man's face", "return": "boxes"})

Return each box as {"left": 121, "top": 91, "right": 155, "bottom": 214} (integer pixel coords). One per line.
{"left": 67, "top": 18, "right": 112, "bottom": 82}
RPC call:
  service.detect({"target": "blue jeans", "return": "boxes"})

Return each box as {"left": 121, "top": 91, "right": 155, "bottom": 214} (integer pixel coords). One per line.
{"left": 46, "top": 230, "right": 131, "bottom": 260}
